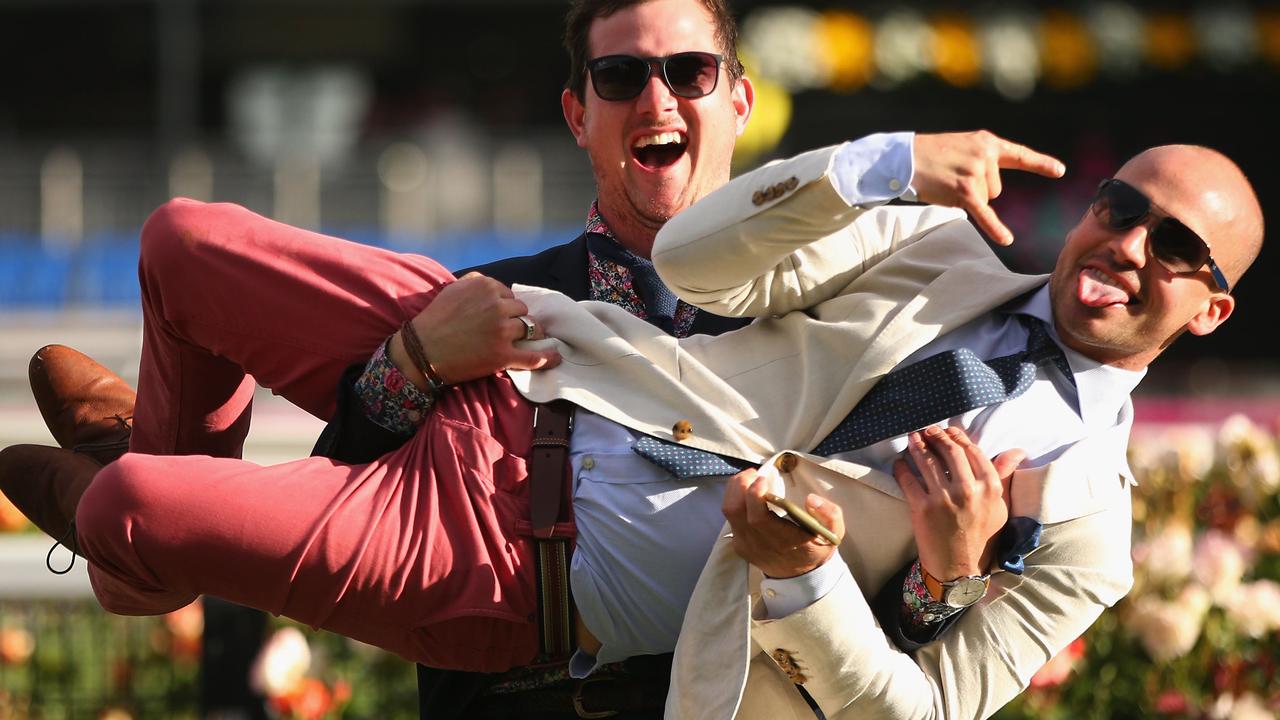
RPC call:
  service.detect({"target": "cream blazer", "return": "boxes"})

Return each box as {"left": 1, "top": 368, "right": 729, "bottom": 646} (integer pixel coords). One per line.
{"left": 509, "top": 145, "right": 1135, "bottom": 719}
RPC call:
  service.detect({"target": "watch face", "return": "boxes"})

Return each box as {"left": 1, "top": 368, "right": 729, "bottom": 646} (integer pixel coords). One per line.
{"left": 943, "top": 577, "right": 988, "bottom": 608}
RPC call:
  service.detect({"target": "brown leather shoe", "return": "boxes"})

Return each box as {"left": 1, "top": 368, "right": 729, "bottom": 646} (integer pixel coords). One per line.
{"left": 0, "top": 444, "right": 99, "bottom": 543}
{"left": 29, "top": 344, "right": 135, "bottom": 465}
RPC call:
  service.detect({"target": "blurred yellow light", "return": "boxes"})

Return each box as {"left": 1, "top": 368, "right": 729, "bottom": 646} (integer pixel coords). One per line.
{"left": 931, "top": 15, "right": 981, "bottom": 88}
{"left": 1145, "top": 13, "right": 1195, "bottom": 70}
{"left": 818, "top": 11, "right": 875, "bottom": 92}
{"left": 1040, "top": 10, "right": 1096, "bottom": 89}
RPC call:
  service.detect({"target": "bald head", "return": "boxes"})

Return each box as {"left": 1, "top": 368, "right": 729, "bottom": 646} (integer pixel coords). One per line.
{"left": 1115, "top": 144, "right": 1264, "bottom": 289}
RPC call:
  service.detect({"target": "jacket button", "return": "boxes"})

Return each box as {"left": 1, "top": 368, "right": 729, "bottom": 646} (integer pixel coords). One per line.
{"left": 774, "top": 452, "right": 798, "bottom": 473}
{"left": 581, "top": 456, "right": 595, "bottom": 470}
{"left": 672, "top": 420, "right": 694, "bottom": 441}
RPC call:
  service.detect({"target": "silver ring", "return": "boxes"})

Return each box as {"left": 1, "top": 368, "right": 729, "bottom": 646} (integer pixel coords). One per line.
{"left": 517, "top": 315, "right": 536, "bottom": 341}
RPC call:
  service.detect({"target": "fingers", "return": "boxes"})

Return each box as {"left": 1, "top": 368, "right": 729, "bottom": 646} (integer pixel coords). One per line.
{"left": 743, "top": 472, "right": 774, "bottom": 528}
{"left": 505, "top": 347, "right": 562, "bottom": 371}
{"left": 990, "top": 447, "right": 1027, "bottom": 479}
{"left": 994, "top": 138, "right": 1066, "bottom": 178}
{"left": 970, "top": 203, "right": 1014, "bottom": 246}
{"left": 806, "top": 493, "right": 845, "bottom": 544}
{"left": 893, "top": 457, "right": 927, "bottom": 503}
{"left": 905, "top": 429, "right": 949, "bottom": 492}
{"left": 722, "top": 468, "right": 756, "bottom": 526}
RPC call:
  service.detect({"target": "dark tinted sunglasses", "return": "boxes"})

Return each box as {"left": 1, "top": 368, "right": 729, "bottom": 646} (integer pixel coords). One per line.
{"left": 1091, "top": 178, "right": 1230, "bottom": 293}
{"left": 586, "top": 51, "right": 724, "bottom": 101}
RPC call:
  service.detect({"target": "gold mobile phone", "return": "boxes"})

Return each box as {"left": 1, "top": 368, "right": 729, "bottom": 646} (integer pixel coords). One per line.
{"left": 764, "top": 492, "right": 840, "bottom": 546}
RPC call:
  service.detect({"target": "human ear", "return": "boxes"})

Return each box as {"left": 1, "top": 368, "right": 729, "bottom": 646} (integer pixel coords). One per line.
{"left": 561, "top": 89, "right": 588, "bottom": 148}
{"left": 732, "top": 76, "right": 754, "bottom": 136}
{"left": 1186, "top": 292, "right": 1235, "bottom": 336}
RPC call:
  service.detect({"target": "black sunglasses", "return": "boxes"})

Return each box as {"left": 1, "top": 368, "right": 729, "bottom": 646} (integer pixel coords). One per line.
{"left": 586, "top": 51, "right": 724, "bottom": 101}
{"left": 1091, "top": 178, "right": 1230, "bottom": 293}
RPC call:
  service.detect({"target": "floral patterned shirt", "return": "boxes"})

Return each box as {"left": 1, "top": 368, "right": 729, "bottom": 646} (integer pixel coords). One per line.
{"left": 584, "top": 201, "right": 699, "bottom": 338}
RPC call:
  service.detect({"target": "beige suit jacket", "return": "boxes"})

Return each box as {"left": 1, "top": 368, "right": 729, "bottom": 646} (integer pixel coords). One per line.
{"left": 509, "top": 145, "right": 1135, "bottom": 719}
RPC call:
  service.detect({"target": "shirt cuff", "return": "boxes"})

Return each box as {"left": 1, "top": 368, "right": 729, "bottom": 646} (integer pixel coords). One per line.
{"left": 353, "top": 336, "right": 437, "bottom": 435}
{"left": 831, "top": 131, "right": 917, "bottom": 206}
{"left": 900, "top": 559, "right": 964, "bottom": 635}
{"left": 759, "top": 553, "right": 850, "bottom": 619}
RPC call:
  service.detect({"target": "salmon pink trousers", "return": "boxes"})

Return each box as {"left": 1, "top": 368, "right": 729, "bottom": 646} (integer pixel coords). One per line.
{"left": 74, "top": 198, "right": 546, "bottom": 672}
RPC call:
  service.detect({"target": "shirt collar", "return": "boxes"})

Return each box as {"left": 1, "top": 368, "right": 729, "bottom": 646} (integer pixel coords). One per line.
{"left": 1006, "top": 284, "right": 1146, "bottom": 431}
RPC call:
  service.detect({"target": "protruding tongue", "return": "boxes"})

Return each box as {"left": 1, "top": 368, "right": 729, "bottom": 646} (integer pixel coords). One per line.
{"left": 1078, "top": 271, "right": 1129, "bottom": 307}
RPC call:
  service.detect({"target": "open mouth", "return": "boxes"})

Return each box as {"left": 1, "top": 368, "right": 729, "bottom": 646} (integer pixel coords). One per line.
{"left": 1078, "top": 267, "right": 1138, "bottom": 308}
{"left": 631, "top": 131, "right": 688, "bottom": 170}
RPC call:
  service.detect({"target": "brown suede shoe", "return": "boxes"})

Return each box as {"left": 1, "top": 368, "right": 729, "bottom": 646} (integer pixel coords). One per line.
{"left": 0, "top": 444, "right": 99, "bottom": 543}
{"left": 29, "top": 344, "right": 135, "bottom": 465}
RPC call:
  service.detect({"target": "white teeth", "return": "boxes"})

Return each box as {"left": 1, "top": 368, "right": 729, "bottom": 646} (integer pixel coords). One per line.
{"left": 1083, "top": 267, "right": 1124, "bottom": 289}
{"left": 633, "top": 131, "right": 686, "bottom": 149}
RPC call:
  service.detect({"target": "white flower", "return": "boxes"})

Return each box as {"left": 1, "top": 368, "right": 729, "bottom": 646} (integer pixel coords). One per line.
{"left": 1132, "top": 523, "right": 1193, "bottom": 585}
{"left": 1193, "top": 530, "right": 1247, "bottom": 604}
{"left": 1218, "top": 413, "right": 1280, "bottom": 501}
{"left": 1169, "top": 426, "right": 1217, "bottom": 481}
{"left": 1223, "top": 579, "right": 1280, "bottom": 638}
{"left": 249, "top": 626, "right": 311, "bottom": 698}
{"left": 1129, "top": 586, "right": 1208, "bottom": 662}
{"left": 1228, "top": 692, "right": 1274, "bottom": 720}
{"left": 1210, "top": 692, "right": 1276, "bottom": 720}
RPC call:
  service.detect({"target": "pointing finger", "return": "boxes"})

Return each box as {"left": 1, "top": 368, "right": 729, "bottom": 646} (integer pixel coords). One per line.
{"left": 997, "top": 139, "right": 1066, "bottom": 178}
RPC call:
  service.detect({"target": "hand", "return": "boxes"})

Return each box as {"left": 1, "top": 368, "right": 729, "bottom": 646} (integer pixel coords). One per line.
{"left": 893, "top": 426, "right": 1025, "bottom": 581}
{"left": 390, "top": 272, "right": 561, "bottom": 388}
{"left": 722, "top": 468, "right": 845, "bottom": 579}
{"left": 911, "top": 131, "right": 1066, "bottom": 246}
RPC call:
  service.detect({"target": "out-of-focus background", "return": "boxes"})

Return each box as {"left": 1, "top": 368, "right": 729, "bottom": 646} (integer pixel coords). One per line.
{"left": 1, "top": 1, "right": 1278, "bottom": 718}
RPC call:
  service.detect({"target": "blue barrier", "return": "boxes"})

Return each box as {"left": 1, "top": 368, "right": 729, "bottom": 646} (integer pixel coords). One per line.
{"left": 0, "top": 228, "right": 575, "bottom": 309}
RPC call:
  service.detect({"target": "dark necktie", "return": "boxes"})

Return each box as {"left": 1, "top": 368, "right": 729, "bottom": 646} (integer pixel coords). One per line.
{"left": 812, "top": 316, "right": 1073, "bottom": 456}
{"left": 586, "top": 232, "right": 678, "bottom": 333}
{"left": 633, "top": 315, "right": 1073, "bottom": 478}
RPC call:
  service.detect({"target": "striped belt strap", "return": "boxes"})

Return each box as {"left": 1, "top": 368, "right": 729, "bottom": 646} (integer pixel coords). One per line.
{"left": 530, "top": 400, "right": 576, "bottom": 661}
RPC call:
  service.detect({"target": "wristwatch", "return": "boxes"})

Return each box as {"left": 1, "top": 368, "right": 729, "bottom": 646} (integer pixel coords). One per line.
{"left": 922, "top": 567, "right": 991, "bottom": 609}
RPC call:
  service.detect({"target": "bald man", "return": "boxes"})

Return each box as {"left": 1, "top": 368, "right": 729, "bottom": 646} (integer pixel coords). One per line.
{"left": 653, "top": 141, "right": 1264, "bottom": 718}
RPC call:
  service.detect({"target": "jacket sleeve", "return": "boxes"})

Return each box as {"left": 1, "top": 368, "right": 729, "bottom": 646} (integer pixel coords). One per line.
{"left": 651, "top": 144, "right": 968, "bottom": 318}
{"left": 748, "top": 487, "right": 1134, "bottom": 720}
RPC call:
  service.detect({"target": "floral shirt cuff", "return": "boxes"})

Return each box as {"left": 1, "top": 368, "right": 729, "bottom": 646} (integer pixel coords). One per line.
{"left": 353, "top": 337, "right": 437, "bottom": 436}
{"left": 900, "top": 559, "right": 963, "bottom": 636}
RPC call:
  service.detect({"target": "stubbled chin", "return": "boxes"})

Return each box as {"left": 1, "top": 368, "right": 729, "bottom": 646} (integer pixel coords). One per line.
{"left": 1077, "top": 269, "right": 1130, "bottom": 309}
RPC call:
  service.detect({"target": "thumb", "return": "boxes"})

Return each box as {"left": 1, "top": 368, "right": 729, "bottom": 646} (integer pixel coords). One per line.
{"left": 507, "top": 348, "right": 562, "bottom": 372}
{"left": 806, "top": 494, "right": 844, "bottom": 544}
{"left": 992, "top": 448, "right": 1026, "bottom": 503}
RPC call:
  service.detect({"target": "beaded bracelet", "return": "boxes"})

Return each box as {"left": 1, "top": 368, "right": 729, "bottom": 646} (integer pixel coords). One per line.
{"left": 400, "top": 319, "right": 448, "bottom": 393}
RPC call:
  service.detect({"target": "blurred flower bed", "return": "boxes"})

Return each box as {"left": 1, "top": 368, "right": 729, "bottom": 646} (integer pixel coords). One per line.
{"left": 0, "top": 596, "right": 416, "bottom": 719}
{"left": 4, "top": 414, "right": 1279, "bottom": 718}
{"left": 998, "top": 414, "right": 1280, "bottom": 720}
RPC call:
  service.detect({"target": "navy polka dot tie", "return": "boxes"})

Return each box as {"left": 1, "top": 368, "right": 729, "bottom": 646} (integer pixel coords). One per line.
{"left": 632, "top": 316, "right": 1073, "bottom": 478}
{"left": 811, "top": 316, "right": 1073, "bottom": 456}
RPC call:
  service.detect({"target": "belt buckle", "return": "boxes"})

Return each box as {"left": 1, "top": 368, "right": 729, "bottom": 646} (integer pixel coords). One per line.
{"left": 573, "top": 677, "right": 620, "bottom": 719}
